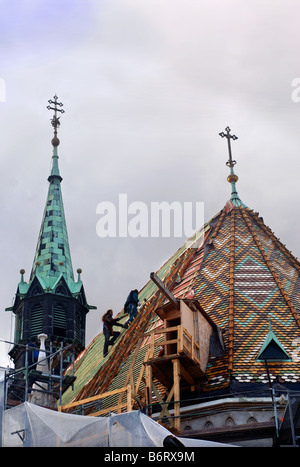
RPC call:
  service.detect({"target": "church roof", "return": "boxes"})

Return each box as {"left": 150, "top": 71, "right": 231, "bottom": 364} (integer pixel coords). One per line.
{"left": 62, "top": 128, "right": 300, "bottom": 409}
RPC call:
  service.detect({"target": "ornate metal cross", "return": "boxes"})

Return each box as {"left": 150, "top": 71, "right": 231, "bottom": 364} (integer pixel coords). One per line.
{"left": 47, "top": 95, "right": 65, "bottom": 136}
{"left": 219, "top": 126, "right": 238, "bottom": 167}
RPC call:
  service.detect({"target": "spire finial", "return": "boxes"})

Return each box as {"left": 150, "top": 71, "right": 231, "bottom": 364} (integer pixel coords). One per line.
{"left": 47, "top": 95, "right": 65, "bottom": 147}
{"left": 219, "top": 126, "right": 245, "bottom": 207}
{"left": 219, "top": 126, "right": 238, "bottom": 169}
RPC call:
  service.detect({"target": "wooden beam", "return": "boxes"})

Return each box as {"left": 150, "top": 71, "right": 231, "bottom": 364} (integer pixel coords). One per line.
{"left": 158, "top": 385, "right": 175, "bottom": 422}
{"left": 117, "top": 338, "right": 146, "bottom": 408}
{"left": 89, "top": 402, "right": 127, "bottom": 417}
{"left": 142, "top": 324, "right": 180, "bottom": 337}
{"left": 179, "top": 361, "right": 195, "bottom": 387}
{"left": 150, "top": 272, "right": 179, "bottom": 308}
{"left": 151, "top": 382, "right": 174, "bottom": 427}
{"left": 178, "top": 324, "right": 183, "bottom": 353}
{"left": 172, "top": 359, "right": 181, "bottom": 432}
{"left": 145, "top": 364, "right": 152, "bottom": 412}
{"left": 59, "top": 385, "right": 128, "bottom": 412}
{"left": 151, "top": 362, "right": 173, "bottom": 389}
{"left": 150, "top": 331, "right": 155, "bottom": 359}
{"left": 136, "top": 347, "right": 150, "bottom": 394}
{"left": 126, "top": 384, "right": 133, "bottom": 412}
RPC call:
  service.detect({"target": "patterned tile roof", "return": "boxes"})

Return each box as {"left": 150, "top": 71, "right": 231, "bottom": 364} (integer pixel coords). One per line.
{"left": 188, "top": 204, "right": 300, "bottom": 391}
{"left": 62, "top": 194, "right": 300, "bottom": 408}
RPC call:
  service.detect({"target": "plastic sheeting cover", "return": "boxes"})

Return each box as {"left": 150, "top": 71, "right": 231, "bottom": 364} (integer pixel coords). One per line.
{"left": 2, "top": 402, "right": 234, "bottom": 447}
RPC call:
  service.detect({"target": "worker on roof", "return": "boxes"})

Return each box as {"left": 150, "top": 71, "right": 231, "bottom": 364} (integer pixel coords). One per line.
{"left": 124, "top": 289, "right": 140, "bottom": 328}
{"left": 102, "top": 309, "right": 126, "bottom": 358}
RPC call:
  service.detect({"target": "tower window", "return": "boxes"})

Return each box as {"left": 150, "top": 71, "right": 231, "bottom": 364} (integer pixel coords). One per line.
{"left": 53, "top": 303, "right": 67, "bottom": 337}
{"left": 15, "top": 308, "right": 24, "bottom": 343}
{"left": 30, "top": 303, "right": 44, "bottom": 338}
{"left": 75, "top": 310, "right": 82, "bottom": 345}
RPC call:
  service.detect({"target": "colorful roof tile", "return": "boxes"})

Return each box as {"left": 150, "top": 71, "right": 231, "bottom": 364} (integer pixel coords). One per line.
{"left": 62, "top": 130, "right": 300, "bottom": 409}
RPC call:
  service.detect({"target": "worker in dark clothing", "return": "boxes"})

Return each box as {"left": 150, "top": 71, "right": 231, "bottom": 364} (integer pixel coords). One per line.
{"left": 124, "top": 289, "right": 140, "bottom": 328}
{"left": 102, "top": 309, "right": 126, "bottom": 358}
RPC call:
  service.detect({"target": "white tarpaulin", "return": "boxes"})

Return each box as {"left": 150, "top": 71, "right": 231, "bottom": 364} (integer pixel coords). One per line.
{"left": 2, "top": 402, "right": 234, "bottom": 447}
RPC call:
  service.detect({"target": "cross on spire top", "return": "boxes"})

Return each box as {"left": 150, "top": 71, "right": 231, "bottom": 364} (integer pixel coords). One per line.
{"left": 47, "top": 95, "right": 65, "bottom": 146}
{"left": 219, "top": 126, "right": 246, "bottom": 208}
{"left": 219, "top": 126, "right": 238, "bottom": 168}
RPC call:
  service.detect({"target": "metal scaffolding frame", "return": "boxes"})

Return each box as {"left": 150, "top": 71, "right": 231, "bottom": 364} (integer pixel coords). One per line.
{"left": 0, "top": 338, "right": 76, "bottom": 409}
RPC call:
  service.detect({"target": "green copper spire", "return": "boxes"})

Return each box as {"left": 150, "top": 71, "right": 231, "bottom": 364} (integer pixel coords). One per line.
{"left": 30, "top": 96, "right": 74, "bottom": 287}
{"left": 219, "top": 126, "right": 246, "bottom": 208}
{"left": 49, "top": 144, "right": 62, "bottom": 181}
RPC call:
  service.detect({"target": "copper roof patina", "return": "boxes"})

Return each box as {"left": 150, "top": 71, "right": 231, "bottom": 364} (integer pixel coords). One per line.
{"left": 11, "top": 97, "right": 95, "bottom": 313}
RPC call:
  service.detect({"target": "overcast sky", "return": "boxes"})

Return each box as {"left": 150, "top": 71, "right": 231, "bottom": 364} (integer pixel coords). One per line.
{"left": 1, "top": 0, "right": 300, "bottom": 366}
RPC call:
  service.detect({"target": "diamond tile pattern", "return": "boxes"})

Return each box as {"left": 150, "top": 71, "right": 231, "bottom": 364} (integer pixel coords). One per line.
{"left": 62, "top": 201, "right": 300, "bottom": 406}
{"left": 189, "top": 206, "right": 300, "bottom": 390}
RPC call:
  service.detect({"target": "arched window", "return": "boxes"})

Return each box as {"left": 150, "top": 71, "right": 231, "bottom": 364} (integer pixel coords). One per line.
{"left": 247, "top": 416, "right": 257, "bottom": 424}
{"left": 225, "top": 417, "right": 235, "bottom": 426}
{"left": 204, "top": 420, "right": 213, "bottom": 429}
{"left": 55, "top": 284, "right": 68, "bottom": 296}
{"left": 55, "top": 284, "right": 67, "bottom": 295}
{"left": 29, "top": 284, "right": 43, "bottom": 297}
{"left": 183, "top": 425, "right": 192, "bottom": 432}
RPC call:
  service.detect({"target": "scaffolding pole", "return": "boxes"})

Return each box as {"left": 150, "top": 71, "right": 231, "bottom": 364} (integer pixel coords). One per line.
{"left": 0, "top": 338, "right": 76, "bottom": 409}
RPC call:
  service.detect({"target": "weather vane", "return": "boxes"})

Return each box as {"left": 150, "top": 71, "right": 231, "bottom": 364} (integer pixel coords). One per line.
{"left": 47, "top": 95, "right": 65, "bottom": 145}
{"left": 219, "top": 126, "right": 238, "bottom": 168}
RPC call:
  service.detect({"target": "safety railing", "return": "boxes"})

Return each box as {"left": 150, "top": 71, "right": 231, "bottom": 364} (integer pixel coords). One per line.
{"left": 58, "top": 385, "right": 133, "bottom": 416}
{"left": 142, "top": 324, "right": 200, "bottom": 365}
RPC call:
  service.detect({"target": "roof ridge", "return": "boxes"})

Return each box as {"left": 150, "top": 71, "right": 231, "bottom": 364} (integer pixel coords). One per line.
{"left": 240, "top": 208, "right": 300, "bottom": 329}
{"left": 246, "top": 208, "right": 300, "bottom": 273}
{"left": 228, "top": 208, "right": 236, "bottom": 372}
{"left": 173, "top": 210, "right": 228, "bottom": 299}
